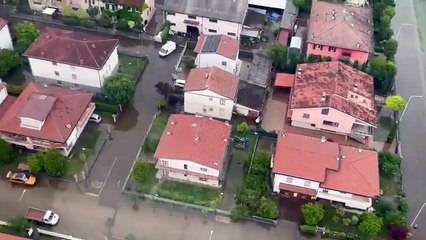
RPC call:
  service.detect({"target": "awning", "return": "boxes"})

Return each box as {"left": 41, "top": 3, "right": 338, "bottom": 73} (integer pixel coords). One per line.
{"left": 279, "top": 183, "right": 317, "bottom": 196}
{"left": 42, "top": 7, "right": 56, "bottom": 15}
{"left": 274, "top": 73, "right": 295, "bottom": 88}
{"left": 183, "top": 19, "right": 199, "bottom": 26}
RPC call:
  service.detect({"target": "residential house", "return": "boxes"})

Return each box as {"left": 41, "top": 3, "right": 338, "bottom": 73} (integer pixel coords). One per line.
{"left": 24, "top": 27, "right": 119, "bottom": 92}
{"left": 162, "top": 0, "right": 248, "bottom": 39}
{"left": 0, "top": 83, "right": 94, "bottom": 156}
{"left": 29, "top": 0, "right": 89, "bottom": 12}
{"left": 234, "top": 81, "right": 267, "bottom": 119}
{"left": 248, "top": 0, "right": 286, "bottom": 10}
{"left": 101, "top": 0, "right": 156, "bottom": 27}
{"left": 194, "top": 34, "right": 240, "bottom": 74}
{"left": 154, "top": 114, "right": 232, "bottom": 188}
{"left": 272, "top": 132, "right": 379, "bottom": 211}
{"left": 241, "top": 8, "right": 266, "bottom": 38}
{"left": 0, "top": 233, "right": 32, "bottom": 240}
{"left": 0, "top": 18, "right": 13, "bottom": 50}
{"left": 306, "top": 0, "right": 373, "bottom": 64}
{"left": 184, "top": 67, "right": 239, "bottom": 121}
{"left": 278, "top": 0, "right": 299, "bottom": 46}
{"left": 288, "top": 61, "right": 378, "bottom": 144}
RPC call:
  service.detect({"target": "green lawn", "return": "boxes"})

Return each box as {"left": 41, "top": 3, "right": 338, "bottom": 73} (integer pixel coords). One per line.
{"left": 118, "top": 54, "right": 147, "bottom": 80}
{"left": 132, "top": 162, "right": 158, "bottom": 194}
{"left": 380, "top": 175, "right": 398, "bottom": 197}
{"left": 143, "top": 116, "right": 167, "bottom": 154}
{"left": 157, "top": 181, "right": 220, "bottom": 207}
{"left": 321, "top": 206, "right": 360, "bottom": 234}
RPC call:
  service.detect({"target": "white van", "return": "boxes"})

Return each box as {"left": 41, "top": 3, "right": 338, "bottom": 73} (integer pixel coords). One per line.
{"left": 174, "top": 79, "right": 186, "bottom": 88}
{"left": 159, "top": 41, "right": 176, "bottom": 57}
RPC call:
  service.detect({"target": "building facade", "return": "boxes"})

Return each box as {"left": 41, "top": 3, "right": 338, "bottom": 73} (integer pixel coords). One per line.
{"left": 0, "top": 19, "right": 13, "bottom": 50}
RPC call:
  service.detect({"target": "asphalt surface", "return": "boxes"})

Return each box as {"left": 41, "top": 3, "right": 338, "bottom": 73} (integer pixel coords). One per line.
{"left": 393, "top": 0, "right": 426, "bottom": 236}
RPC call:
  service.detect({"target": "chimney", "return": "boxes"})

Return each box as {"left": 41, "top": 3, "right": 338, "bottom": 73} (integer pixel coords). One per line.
{"left": 167, "top": 131, "right": 173, "bottom": 135}
{"left": 195, "top": 136, "right": 200, "bottom": 141}
{"left": 224, "top": 138, "right": 228, "bottom": 142}
{"left": 103, "top": 50, "right": 107, "bottom": 55}
{"left": 192, "top": 123, "right": 197, "bottom": 127}
{"left": 353, "top": 84, "right": 358, "bottom": 91}
{"left": 171, "top": 121, "right": 176, "bottom": 125}
{"left": 358, "top": 148, "right": 363, "bottom": 153}
{"left": 340, "top": 155, "right": 346, "bottom": 160}
{"left": 357, "top": 43, "right": 361, "bottom": 48}
{"left": 91, "top": 44, "right": 96, "bottom": 48}
{"left": 41, "top": 51, "right": 45, "bottom": 56}
{"left": 320, "top": 136, "right": 327, "bottom": 143}
{"left": 321, "top": 92, "right": 327, "bottom": 102}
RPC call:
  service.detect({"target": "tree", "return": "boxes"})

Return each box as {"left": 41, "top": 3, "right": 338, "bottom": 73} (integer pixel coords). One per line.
{"left": 132, "top": 161, "right": 156, "bottom": 184}
{"left": 384, "top": 210, "right": 407, "bottom": 228}
{"left": 0, "top": 49, "right": 22, "bottom": 78}
{"left": 378, "top": 151, "right": 401, "bottom": 177}
{"left": 155, "top": 82, "right": 172, "bottom": 98}
{"left": 76, "top": 8, "right": 90, "bottom": 19}
{"left": 86, "top": 6, "right": 99, "bottom": 18}
{"left": 99, "top": 11, "right": 113, "bottom": 28}
{"left": 27, "top": 152, "right": 45, "bottom": 173}
{"left": 256, "top": 197, "right": 278, "bottom": 219}
{"left": 268, "top": 42, "right": 287, "bottom": 71}
{"left": 43, "top": 149, "right": 66, "bottom": 177}
{"left": 15, "top": 21, "right": 40, "bottom": 53}
{"left": 301, "top": 203, "right": 324, "bottom": 226}
{"left": 294, "top": 0, "right": 312, "bottom": 13}
{"left": 384, "top": 38, "right": 398, "bottom": 60}
{"left": 181, "top": 56, "right": 196, "bottom": 69}
{"left": 390, "top": 226, "right": 409, "bottom": 240}
{"left": 358, "top": 213, "right": 383, "bottom": 237}
{"left": 0, "top": 139, "right": 14, "bottom": 164}
{"left": 369, "top": 57, "right": 397, "bottom": 95}
{"left": 231, "top": 205, "right": 249, "bottom": 220}
{"left": 104, "top": 73, "right": 136, "bottom": 105}
{"left": 62, "top": 6, "right": 74, "bottom": 17}
{"left": 386, "top": 95, "right": 407, "bottom": 112}
{"left": 237, "top": 122, "right": 249, "bottom": 136}
{"left": 0, "top": 216, "right": 31, "bottom": 237}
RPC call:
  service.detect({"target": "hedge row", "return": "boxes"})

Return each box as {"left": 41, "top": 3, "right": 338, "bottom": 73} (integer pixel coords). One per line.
{"left": 95, "top": 102, "right": 119, "bottom": 113}
{"left": 7, "top": 84, "right": 24, "bottom": 96}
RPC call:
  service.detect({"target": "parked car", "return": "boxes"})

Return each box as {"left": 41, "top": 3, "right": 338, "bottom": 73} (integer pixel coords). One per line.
{"left": 89, "top": 113, "right": 102, "bottom": 123}
{"left": 174, "top": 79, "right": 186, "bottom": 88}
{"left": 159, "top": 41, "right": 176, "bottom": 57}
{"left": 25, "top": 207, "right": 60, "bottom": 225}
{"left": 6, "top": 171, "right": 36, "bottom": 186}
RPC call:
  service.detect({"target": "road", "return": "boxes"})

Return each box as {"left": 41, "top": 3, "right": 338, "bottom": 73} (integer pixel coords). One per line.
{"left": 393, "top": 0, "right": 426, "bottom": 236}
{"left": 0, "top": 179, "right": 306, "bottom": 240}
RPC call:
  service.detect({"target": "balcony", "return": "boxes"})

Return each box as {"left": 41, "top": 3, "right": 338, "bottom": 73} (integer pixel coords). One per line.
{"left": 317, "top": 190, "right": 372, "bottom": 211}
{"left": 350, "top": 124, "right": 373, "bottom": 137}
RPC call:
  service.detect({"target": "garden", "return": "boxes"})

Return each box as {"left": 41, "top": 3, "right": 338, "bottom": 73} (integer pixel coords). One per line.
{"left": 118, "top": 54, "right": 147, "bottom": 80}
{"left": 131, "top": 161, "right": 158, "bottom": 194}
{"left": 142, "top": 116, "right": 168, "bottom": 155}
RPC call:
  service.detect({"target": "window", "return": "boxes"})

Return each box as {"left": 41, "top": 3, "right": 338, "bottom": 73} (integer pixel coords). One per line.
{"left": 314, "top": 44, "right": 323, "bottom": 50}
{"left": 321, "top": 109, "right": 329, "bottom": 115}
{"left": 188, "top": 15, "right": 196, "bottom": 19}
{"left": 209, "top": 18, "right": 217, "bottom": 23}
{"left": 286, "top": 177, "right": 293, "bottom": 183}
{"left": 52, "top": 61, "right": 57, "bottom": 66}
{"left": 170, "top": 22, "right": 176, "bottom": 26}
{"left": 57, "top": 80, "right": 62, "bottom": 85}
{"left": 220, "top": 99, "right": 226, "bottom": 105}
{"left": 208, "top": 29, "right": 217, "bottom": 33}
{"left": 72, "top": 74, "right": 77, "bottom": 80}
{"left": 363, "top": 99, "right": 367, "bottom": 103}
{"left": 209, "top": 98, "right": 213, "bottom": 101}
{"left": 304, "top": 180, "right": 311, "bottom": 187}
{"left": 311, "top": 123, "right": 316, "bottom": 127}
{"left": 199, "top": 177, "right": 208, "bottom": 181}
{"left": 161, "top": 160, "right": 169, "bottom": 166}
{"left": 200, "top": 167, "right": 207, "bottom": 172}
{"left": 355, "top": 95, "right": 358, "bottom": 99}
{"left": 221, "top": 61, "right": 227, "bottom": 66}
{"left": 350, "top": 94, "right": 354, "bottom": 98}
{"left": 74, "top": 83, "right": 79, "bottom": 88}
{"left": 227, "top": 32, "right": 236, "bottom": 36}
{"left": 303, "top": 113, "right": 310, "bottom": 119}
{"left": 328, "top": 46, "right": 337, "bottom": 52}
{"left": 167, "top": 12, "right": 175, "bottom": 16}
{"left": 54, "top": 71, "right": 60, "bottom": 76}
{"left": 203, "top": 105, "right": 207, "bottom": 112}
{"left": 209, "top": 107, "right": 213, "bottom": 111}
{"left": 184, "top": 164, "right": 188, "bottom": 170}
{"left": 323, "top": 120, "right": 339, "bottom": 127}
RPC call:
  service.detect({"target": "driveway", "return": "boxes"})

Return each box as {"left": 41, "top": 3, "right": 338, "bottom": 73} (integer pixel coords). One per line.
{"left": 86, "top": 41, "right": 181, "bottom": 208}
{"left": 393, "top": 0, "right": 426, "bottom": 236}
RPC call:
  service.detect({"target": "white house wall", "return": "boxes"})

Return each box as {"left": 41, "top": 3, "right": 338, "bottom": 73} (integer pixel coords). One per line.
{"left": 0, "top": 87, "right": 7, "bottom": 104}
{"left": 0, "top": 25, "right": 14, "bottom": 50}
{"left": 184, "top": 89, "right": 234, "bottom": 120}
{"left": 159, "top": 158, "right": 220, "bottom": 177}
{"left": 166, "top": 12, "right": 242, "bottom": 39}
{"left": 195, "top": 53, "right": 237, "bottom": 74}
{"left": 98, "top": 46, "right": 119, "bottom": 86}
{"left": 248, "top": 0, "right": 287, "bottom": 9}
{"left": 273, "top": 174, "right": 320, "bottom": 193}
{"left": 317, "top": 188, "right": 372, "bottom": 210}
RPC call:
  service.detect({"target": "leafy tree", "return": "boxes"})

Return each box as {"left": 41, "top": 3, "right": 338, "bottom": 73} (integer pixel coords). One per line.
{"left": 104, "top": 73, "right": 136, "bottom": 105}
{"left": 386, "top": 95, "right": 407, "bottom": 112}
{"left": 86, "top": 6, "right": 99, "bottom": 18}
{"left": 76, "top": 8, "right": 90, "bottom": 19}
{"left": 182, "top": 56, "right": 196, "bottom": 69}
{"left": 301, "top": 203, "right": 324, "bottom": 226}
{"left": 376, "top": 199, "right": 394, "bottom": 216}
{"left": 117, "top": 19, "right": 131, "bottom": 32}
{"left": 237, "top": 122, "right": 249, "bottom": 136}
{"left": 99, "top": 11, "right": 113, "bottom": 28}
{"left": 0, "top": 49, "right": 22, "bottom": 78}
{"left": 237, "top": 188, "right": 262, "bottom": 211}
{"left": 231, "top": 205, "right": 249, "bottom": 219}
{"left": 27, "top": 152, "right": 45, "bottom": 173}
{"left": 294, "top": 0, "right": 312, "bottom": 13}
{"left": 256, "top": 197, "right": 278, "bottom": 219}
{"left": 43, "top": 149, "right": 66, "bottom": 177}
{"left": 155, "top": 82, "right": 171, "bottom": 98}
{"left": 0, "top": 139, "right": 14, "bottom": 164}
{"left": 358, "top": 213, "right": 383, "bottom": 237}
{"left": 378, "top": 151, "right": 401, "bottom": 177}
{"left": 390, "top": 226, "right": 409, "bottom": 240}
{"left": 384, "top": 38, "right": 398, "bottom": 60}
{"left": 384, "top": 210, "right": 407, "bottom": 228}
{"left": 15, "top": 21, "right": 40, "bottom": 53}
{"left": 62, "top": 6, "right": 74, "bottom": 17}
{"left": 0, "top": 216, "right": 31, "bottom": 237}
{"left": 132, "top": 161, "right": 156, "bottom": 184}
{"left": 268, "top": 42, "right": 288, "bottom": 71}
{"left": 398, "top": 197, "right": 409, "bottom": 213}
{"left": 369, "top": 57, "right": 397, "bottom": 95}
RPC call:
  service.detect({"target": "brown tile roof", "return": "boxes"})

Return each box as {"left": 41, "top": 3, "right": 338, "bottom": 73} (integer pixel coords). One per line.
{"left": 275, "top": 73, "right": 295, "bottom": 87}
{"left": 273, "top": 132, "right": 379, "bottom": 197}
{"left": 23, "top": 27, "right": 119, "bottom": 70}
{"left": 0, "top": 233, "right": 31, "bottom": 240}
{"left": 0, "top": 18, "right": 7, "bottom": 30}
{"left": 307, "top": 0, "right": 373, "bottom": 53}
{"left": 154, "top": 114, "right": 232, "bottom": 171}
{"left": 0, "top": 83, "right": 93, "bottom": 143}
{"left": 117, "top": 0, "right": 145, "bottom": 8}
{"left": 184, "top": 67, "right": 239, "bottom": 99}
{"left": 290, "top": 61, "right": 377, "bottom": 126}
{"left": 194, "top": 35, "right": 240, "bottom": 60}
{"left": 0, "top": 96, "right": 16, "bottom": 121}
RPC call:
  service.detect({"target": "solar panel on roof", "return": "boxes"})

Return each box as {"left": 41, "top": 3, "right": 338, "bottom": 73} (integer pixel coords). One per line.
{"left": 201, "top": 35, "right": 221, "bottom": 53}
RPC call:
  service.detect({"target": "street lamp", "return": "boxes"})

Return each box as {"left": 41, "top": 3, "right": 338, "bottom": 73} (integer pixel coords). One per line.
{"left": 208, "top": 230, "right": 214, "bottom": 240}
{"left": 399, "top": 95, "right": 423, "bottom": 122}
{"left": 396, "top": 24, "right": 413, "bottom": 40}
{"left": 81, "top": 147, "right": 89, "bottom": 176}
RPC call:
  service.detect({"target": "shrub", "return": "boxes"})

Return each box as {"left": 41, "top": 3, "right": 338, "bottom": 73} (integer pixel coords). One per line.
{"left": 301, "top": 203, "right": 324, "bottom": 226}
{"left": 231, "top": 205, "right": 249, "bottom": 220}
{"left": 343, "top": 218, "right": 352, "bottom": 226}
{"left": 158, "top": 99, "right": 168, "bottom": 110}
{"left": 358, "top": 213, "right": 383, "bottom": 237}
{"left": 132, "top": 161, "right": 156, "bottom": 184}
{"left": 332, "top": 215, "right": 340, "bottom": 223}
{"left": 62, "top": 16, "right": 80, "bottom": 26}
{"left": 379, "top": 151, "right": 401, "bottom": 177}
{"left": 351, "top": 215, "right": 359, "bottom": 225}
{"left": 6, "top": 84, "right": 24, "bottom": 96}
{"left": 99, "top": 11, "right": 113, "bottom": 28}
{"left": 398, "top": 197, "right": 409, "bottom": 213}
{"left": 299, "top": 225, "right": 318, "bottom": 235}
{"left": 95, "top": 102, "right": 119, "bottom": 113}
{"left": 117, "top": 19, "right": 131, "bottom": 32}
{"left": 0, "top": 139, "right": 14, "bottom": 164}
{"left": 161, "top": 21, "right": 171, "bottom": 43}
{"left": 236, "top": 122, "right": 249, "bottom": 136}
{"left": 384, "top": 210, "right": 407, "bottom": 228}
{"left": 336, "top": 209, "right": 345, "bottom": 217}
{"left": 181, "top": 55, "right": 196, "bottom": 69}
{"left": 390, "top": 226, "right": 409, "bottom": 240}
{"left": 256, "top": 197, "right": 278, "bottom": 220}
{"left": 376, "top": 199, "right": 394, "bottom": 216}
{"left": 76, "top": 8, "right": 90, "bottom": 19}
{"left": 80, "top": 20, "right": 96, "bottom": 29}
{"left": 86, "top": 6, "right": 99, "bottom": 18}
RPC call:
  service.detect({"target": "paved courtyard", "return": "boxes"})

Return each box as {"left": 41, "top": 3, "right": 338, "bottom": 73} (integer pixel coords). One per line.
{"left": 262, "top": 90, "right": 289, "bottom": 132}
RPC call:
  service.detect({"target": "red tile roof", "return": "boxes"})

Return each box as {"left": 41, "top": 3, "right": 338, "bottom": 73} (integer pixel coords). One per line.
{"left": 184, "top": 67, "right": 239, "bottom": 99}
{"left": 0, "top": 18, "right": 7, "bottom": 30}
{"left": 154, "top": 114, "right": 232, "bottom": 171}
{"left": 275, "top": 73, "right": 295, "bottom": 88}
{"left": 290, "top": 61, "right": 377, "bottom": 126}
{"left": 0, "top": 83, "right": 93, "bottom": 143}
{"left": 308, "top": 0, "right": 373, "bottom": 53}
{"left": 0, "top": 96, "right": 16, "bottom": 121}
{"left": 23, "top": 27, "right": 119, "bottom": 70}
{"left": 117, "top": 0, "right": 145, "bottom": 8}
{"left": 194, "top": 34, "right": 240, "bottom": 60}
{"left": 0, "top": 233, "right": 31, "bottom": 240}
{"left": 273, "top": 132, "right": 379, "bottom": 197}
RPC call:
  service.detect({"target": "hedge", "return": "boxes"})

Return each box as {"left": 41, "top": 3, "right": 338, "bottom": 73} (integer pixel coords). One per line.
{"left": 299, "top": 225, "right": 318, "bottom": 235}
{"left": 95, "top": 102, "right": 119, "bottom": 113}
{"left": 7, "top": 84, "right": 24, "bottom": 96}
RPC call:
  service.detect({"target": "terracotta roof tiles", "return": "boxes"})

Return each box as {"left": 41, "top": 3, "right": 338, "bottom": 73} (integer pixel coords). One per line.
{"left": 0, "top": 18, "right": 7, "bottom": 30}
{"left": 194, "top": 35, "right": 239, "bottom": 60}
